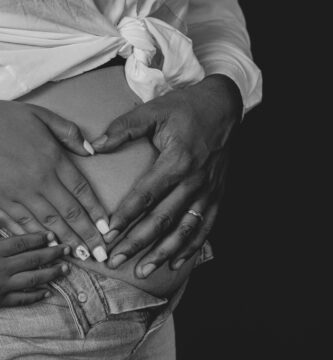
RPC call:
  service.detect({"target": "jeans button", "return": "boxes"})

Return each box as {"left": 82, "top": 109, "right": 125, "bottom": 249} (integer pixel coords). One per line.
{"left": 77, "top": 292, "right": 87, "bottom": 303}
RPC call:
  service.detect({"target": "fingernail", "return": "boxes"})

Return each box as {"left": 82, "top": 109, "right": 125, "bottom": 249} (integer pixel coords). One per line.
{"left": 75, "top": 245, "right": 90, "bottom": 261}
{"left": 44, "top": 291, "right": 52, "bottom": 298}
{"left": 173, "top": 259, "right": 186, "bottom": 270}
{"left": 63, "top": 246, "right": 71, "bottom": 256}
{"left": 109, "top": 254, "right": 127, "bottom": 268}
{"left": 61, "top": 264, "right": 69, "bottom": 273}
{"left": 96, "top": 219, "right": 110, "bottom": 235}
{"left": 46, "top": 231, "right": 55, "bottom": 242}
{"left": 140, "top": 263, "right": 157, "bottom": 278}
{"left": 92, "top": 135, "right": 108, "bottom": 148}
{"left": 48, "top": 240, "right": 58, "bottom": 248}
{"left": 104, "top": 229, "right": 120, "bottom": 244}
{"left": 83, "top": 139, "right": 95, "bottom": 155}
{"left": 93, "top": 246, "right": 107, "bottom": 262}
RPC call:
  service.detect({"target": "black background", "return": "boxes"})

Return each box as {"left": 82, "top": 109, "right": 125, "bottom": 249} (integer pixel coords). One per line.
{"left": 175, "top": 2, "right": 328, "bottom": 358}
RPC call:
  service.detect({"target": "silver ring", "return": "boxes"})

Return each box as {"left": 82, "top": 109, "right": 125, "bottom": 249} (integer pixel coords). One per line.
{"left": 187, "top": 209, "right": 204, "bottom": 222}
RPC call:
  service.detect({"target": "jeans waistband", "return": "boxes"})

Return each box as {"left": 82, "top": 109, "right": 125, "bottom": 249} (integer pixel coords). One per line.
{"left": 51, "top": 262, "right": 167, "bottom": 337}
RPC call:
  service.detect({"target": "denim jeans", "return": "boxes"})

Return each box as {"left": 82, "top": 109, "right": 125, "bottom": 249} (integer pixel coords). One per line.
{"left": 0, "top": 260, "right": 187, "bottom": 359}
{"left": 0, "top": 231, "right": 212, "bottom": 359}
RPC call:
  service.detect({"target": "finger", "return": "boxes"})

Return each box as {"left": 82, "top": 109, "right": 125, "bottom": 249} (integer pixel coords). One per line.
{"left": 170, "top": 202, "right": 219, "bottom": 269}
{"left": 21, "top": 193, "right": 90, "bottom": 261}
{"left": 0, "top": 209, "right": 25, "bottom": 236}
{"left": 105, "top": 146, "right": 193, "bottom": 245}
{"left": 0, "top": 289, "right": 52, "bottom": 307}
{"left": 0, "top": 232, "right": 53, "bottom": 257}
{"left": 92, "top": 107, "right": 154, "bottom": 152}
{"left": 107, "top": 172, "right": 206, "bottom": 269}
{"left": 33, "top": 106, "right": 92, "bottom": 156}
{"left": 134, "top": 193, "right": 210, "bottom": 278}
{"left": 9, "top": 263, "right": 70, "bottom": 291}
{"left": 43, "top": 176, "right": 107, "bottom": 262}
{"left": 7, "top": 245, "right": 70, "bottom": 275}
{"left": 0, "top": 227, "right": 12, "bottom": 239}
{"left": 56, "top": 158, "right": 110, "bottom": 236}
{"left": 2, "top": 201, "right": 45, "bottom": 234}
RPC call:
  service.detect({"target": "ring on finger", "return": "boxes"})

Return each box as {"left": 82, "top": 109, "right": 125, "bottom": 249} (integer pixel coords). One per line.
{"left": 187, "top": 209, "right": 204, "bottom": 222}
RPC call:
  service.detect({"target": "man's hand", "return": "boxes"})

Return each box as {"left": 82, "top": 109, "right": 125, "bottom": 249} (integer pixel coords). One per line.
{"left": 0, "top": 101, "right": 109, "bottom": 262}
{"left": 0, "top": 232, "right": 69, "bottom": 307}
{"left": 92, "top": 74, "right": 243, "bottom": 277}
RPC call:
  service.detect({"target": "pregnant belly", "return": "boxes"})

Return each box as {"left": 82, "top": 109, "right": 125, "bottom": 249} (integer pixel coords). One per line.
{"left": 18, "top": 67, "right": 198, "bottom": 298}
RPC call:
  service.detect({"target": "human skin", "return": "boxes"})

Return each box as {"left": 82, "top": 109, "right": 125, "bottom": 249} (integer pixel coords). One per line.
{"left": 0, "top": 231, "right": 70, "bottom": 307}
{"left": 0, "top": 65, "right": 241, "bottom": 298}
{"left": 0, "top": 101, "right": 110, "bottom": 262}
{"left": 14, "top": 67, "right": 200, "bottom": 298}
{"left": 92, "top": 72, "right": 243, "bottom": 277}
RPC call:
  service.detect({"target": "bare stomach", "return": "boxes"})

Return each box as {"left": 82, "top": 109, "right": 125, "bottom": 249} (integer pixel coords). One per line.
{"left": 19, "top": 67, "right": 198, "bottom": 298}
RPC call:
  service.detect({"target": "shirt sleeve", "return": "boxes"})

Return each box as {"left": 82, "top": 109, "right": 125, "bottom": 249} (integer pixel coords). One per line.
{"left": 187, "top": 0, "right": 262, "bottom": 112}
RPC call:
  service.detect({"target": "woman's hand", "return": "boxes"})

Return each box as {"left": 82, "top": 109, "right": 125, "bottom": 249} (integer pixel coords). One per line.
{"left": 0, "top": 101, "right": 109, "bottom": 262}
{"left": 0, "top": 232, "right": 70, "bottom": 307}
{"left": 92, "top": 74, "right": 243, "bottom": 276}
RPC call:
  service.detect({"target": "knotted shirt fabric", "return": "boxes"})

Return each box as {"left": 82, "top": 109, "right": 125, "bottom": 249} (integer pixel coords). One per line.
{"left": 0, "top": 0, "right": 262, "bottom": 109}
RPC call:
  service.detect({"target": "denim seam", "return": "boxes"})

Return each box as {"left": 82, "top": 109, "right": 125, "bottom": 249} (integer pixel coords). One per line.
{"left": 86, "top": 271, "right": 110, "bottom": 317}
{"left": 129, "top": 314, "right": 169, "bottom": 357}
{"left": 50, "top": 281, "right": 85, "bottom": 339}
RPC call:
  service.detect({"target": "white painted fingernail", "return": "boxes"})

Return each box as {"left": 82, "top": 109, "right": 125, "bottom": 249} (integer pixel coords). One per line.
{"left": 96, "top": 219, "right": 110, "bottom": 235}
{"left": 75, "top": 245, "right": 90, "bottom": 261}
{"left": 83, "top": 139, "right": 95, "bottom": 155}
{"left": 48, "top": 240, "right": 59, "bottom": 248}
{"left": 140, "top": 263, "right": 157, "bottom": 278}
{"left": 93, "top": 246, "right": 108, "bottom": 262}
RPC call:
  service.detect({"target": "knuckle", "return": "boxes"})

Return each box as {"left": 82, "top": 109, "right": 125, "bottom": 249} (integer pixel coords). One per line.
{"left": 178, "top": 224, "right": 194, "bottom": 241}
{"left": 187, "top": 171, "right": 206, "bottom": 189}
{"left": 28, "top": 275, "right": 40, "bottom": 288}
{"left": 122, "top": 237, "right": 143, "bottom": 255}
{"left": 16, "top": 216, "right": 33, "bottom": 226}
{"left": 42, "top": 213, "right": 59, "bottom": 226}
{"left": 61, "top": 232, "right": 77, "bottom": 247}
{"left": 153, "top": 213, "right": 172, "bottom": 234}
{"left": 155, "top": 248, "right": 170, "bottom": 261}
{"left": 133, "top": 188, "right": 155, "bottom": 209}
{"left": 84, "top": 229, "right": 101, "bottom": 245}
{"left": 14, "top": 238, "right": 29, "bottom": 253}
{"left": 28, "top": 256, "right": 41, "bottom": 269}
{"left": 64, "top": 206, "right": 82, "bottom": 222}
{"left": 72, "top": 180, "right": 90, "bottom": 198}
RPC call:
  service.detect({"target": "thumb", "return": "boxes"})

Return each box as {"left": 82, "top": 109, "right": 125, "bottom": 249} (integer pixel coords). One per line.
{"left": 92, "top": 109, "right": 155, "bottom": 153}
{"left": 33, "top": 106, "right": 93, "bottom": 156}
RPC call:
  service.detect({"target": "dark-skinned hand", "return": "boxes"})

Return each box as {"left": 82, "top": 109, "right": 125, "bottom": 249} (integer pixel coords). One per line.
{"left": 92, "top": 74, "right": 243, "bottom": 277}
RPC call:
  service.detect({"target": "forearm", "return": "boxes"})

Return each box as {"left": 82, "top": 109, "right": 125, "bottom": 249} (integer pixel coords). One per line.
{"left": 187, "top": 0, "right": 263, "bottom": 112}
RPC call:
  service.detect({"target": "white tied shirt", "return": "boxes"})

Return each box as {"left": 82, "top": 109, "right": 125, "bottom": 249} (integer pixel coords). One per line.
{"left": 0, "top": 0, "right": 262, "bottom": 110}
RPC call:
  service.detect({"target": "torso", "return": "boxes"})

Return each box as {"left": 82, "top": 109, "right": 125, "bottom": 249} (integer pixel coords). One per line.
{"left": 19, "top": 67, "right": 198, "bottom": 298}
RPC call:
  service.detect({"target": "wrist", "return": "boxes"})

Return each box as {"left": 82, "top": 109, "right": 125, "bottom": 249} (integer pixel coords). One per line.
{"left": 199, "top": 74, "right": 243, "bottom": 124}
